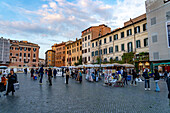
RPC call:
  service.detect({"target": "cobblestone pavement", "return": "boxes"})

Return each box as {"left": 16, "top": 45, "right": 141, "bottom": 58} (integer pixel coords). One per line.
{"left": 0, "top": 73, "right": 170, "bottom": 113}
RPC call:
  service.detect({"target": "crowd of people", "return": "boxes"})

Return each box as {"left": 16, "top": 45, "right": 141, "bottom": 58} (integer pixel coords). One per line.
{"left": 0, "top": 66, "right": 170, "bottom": 104}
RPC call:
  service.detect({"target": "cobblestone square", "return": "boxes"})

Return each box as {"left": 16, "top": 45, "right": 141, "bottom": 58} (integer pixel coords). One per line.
{"left": 0, "top": 73, "right": 170, "bottom": 113}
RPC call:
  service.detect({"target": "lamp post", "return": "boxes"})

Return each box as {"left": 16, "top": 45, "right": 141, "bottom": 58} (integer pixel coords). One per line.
{"left": 98, "top": 29, "right": 102, "bottom": 73}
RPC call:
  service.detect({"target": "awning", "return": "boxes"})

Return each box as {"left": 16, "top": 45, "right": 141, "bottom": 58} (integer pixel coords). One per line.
{"left": 153, "top": 62, "right": 170, "bottom": 66}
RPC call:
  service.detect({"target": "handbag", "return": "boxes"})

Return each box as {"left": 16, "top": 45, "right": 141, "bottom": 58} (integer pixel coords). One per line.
{"left": 13, "top": 83, "right": 19, "bottom": 90}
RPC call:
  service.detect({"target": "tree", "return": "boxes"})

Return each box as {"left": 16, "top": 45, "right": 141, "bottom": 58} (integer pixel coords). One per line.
{"left": 122, "top": 52, "right": 134, "bottom": 64}
{"left": 74, "top": 56, "right": 82, "bottom": 66}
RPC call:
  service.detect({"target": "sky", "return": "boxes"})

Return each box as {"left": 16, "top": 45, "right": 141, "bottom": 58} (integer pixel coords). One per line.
{"left": 0, "top": 0, "right": 146, "bottom": 59}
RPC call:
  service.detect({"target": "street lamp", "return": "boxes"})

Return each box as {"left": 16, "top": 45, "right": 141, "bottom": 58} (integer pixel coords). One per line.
{"left": 98, "top": 29, "right": 102, "bottom": 73}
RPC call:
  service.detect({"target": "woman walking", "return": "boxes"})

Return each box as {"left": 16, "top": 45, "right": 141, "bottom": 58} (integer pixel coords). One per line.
{"left": 154, "top": 69, "right": 160, "bottom": 92}
{"left": 48, "top": 68, "right": 52, "bottom": 86}
{"left": 6, "top": 69, "right": 18, "bottom": 95}
{"left": 65, "top": 68, "right": 70, "bottom": 84}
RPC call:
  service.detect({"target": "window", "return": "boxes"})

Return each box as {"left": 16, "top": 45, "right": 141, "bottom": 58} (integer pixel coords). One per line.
{"left": 109, "top": 36, "right": 112, "bottom": 42}
{"left": 88, "top": 35, "right": 90, "bottom": 40}
{"left": 20, "top": 47, "right": 22, "bottom": 51}
{"left": 95, "top": 51, "right": 98, "bottom": 56}
{"left": 115, "top": 46, "right": 118, "bottom": 52}
{"left": 167, "top": 23, "right": 170, "bottom": 47}
{"left": 99, "top": 40, "right": 102, "bottom": 45}
{"left": 136, "top": 40, "right": 141, "bottom": 48}
{"left": 24, "top": 47, "right": 27, "bottom": 51}
{"left": 104, "top": 58, "right": 107, "bottom": 62}
{"left": 121, "top": 32, "right": 124, "bottom": 38}
{"left": 85, "top": 36, "right": 87, "bottom": 41}
{"left": 121, "top": 44, "right": 124, "bottom": 51}
{"left": 88, "top": 48, "right": 90, "bottom": 52}
{"left": 33, "top": 48, "right": 36, "bottom": 52}
{"left": 92, "top": 43, "right": 94, "bottom": 48}
{"left": 99, "top": 49, "right": 102, "bottom": 55}
{"left": 115, "top": 57, "right": 118, "bottom": 61}
{"left": 24, "top": 53, "right": 26, "bottom": 57}
{"left": 15, "top": 48, "right": 19, "bottom": 50}
{"left": 96, "top": 41, "right": 98, "bottom": 46}
{"left": 82, "top": 38, "right": 84, "bottom": 42}
{"left": 151, "top": 17, "right": 156, "bottom": 25}
{"left": 85, "top": 49, "right": 87, "bottom": 53}
{"left": 10, "top": 47, "right": 13, "bottom": 50}
{"left": 134, "top": 26, "right": 140, "bottom": 33}
{"left": 127, "top": 42, "right": 133, "bottom": 52}
{"left": 88, "top": 42, "right": 90, "bottom": 46}
{"left": 28, "top": 53, "right": 30, "bottom": 57}
{"left": 109, "top": 47, "right": 113, "bottom": 53}
{"left": 143, "top": 23, "right": 147, "bottom": 31}
{"left": 152, "top": 35, "right": 158, "bottom": 43}
{"left": 10, "top": 53, "right": 12, "bottom": 56}
{"left": 16, "top": 54, "right": 18, "bottom": 56}
{"left": 77, "top": 43, "right": 79, "bottom": 46}
{"left": 144, "top": 38, "right": 148, "bottom": 47}
{"left": 77, "top": 47, "right": 79, "bottom": 51}
{"left": 19, "top": 59, "right": 21, "bottom": 62}
{"left": 104, "top": 48, "right": 107, "bottom": 54}
{"left": 80, "top": 47, "right": 82, "bottom": 50}
{"left": 19, "top": 65, "right": 21, "bottom": 67}
{"left": 88, "top": 56, "right": 90, "bottom": 61}
{"left": 104, "top": 38, "right": 106, "bottom": 44}
{"left": 153, "top": 52, "right": 159, "bottom": 60}
{"left": 33, "top": 59, "right": 36, "bottom": 62}
{"left": 114, "top": 34, "right": 118, "bottom": 40}
{"left": 33, "top": 54, "right": 36, "bottom": 58}
{"left": 127, "top": 29, "right": 132, "bottom": 36}
{"left": 82, "top": 44, "right": 84, "bottom": 48}
{"left": 20, "top": 53, "right": 22, "bottom": 57}
{"left": 28, "top": 48, "right": 31, "bottom": 51}
{"left": 92, "top": 52, "right": 94, "bottom": 56}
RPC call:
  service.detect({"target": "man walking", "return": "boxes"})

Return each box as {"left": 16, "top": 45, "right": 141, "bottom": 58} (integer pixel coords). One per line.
{"left": 48, "top": 68, "right": 52, "bottom": 86}
{"left": 39, "top": 65, "right": 44, "bottom": 84}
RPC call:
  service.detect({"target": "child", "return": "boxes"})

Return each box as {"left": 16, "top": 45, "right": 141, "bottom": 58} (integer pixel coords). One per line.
{"left": 1, "top": 75, "right": 7, "bottom": 91}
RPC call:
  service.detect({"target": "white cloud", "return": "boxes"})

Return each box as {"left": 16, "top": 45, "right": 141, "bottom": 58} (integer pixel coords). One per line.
{"left": 0, "top": 0, "right": 146, "bottom": 58}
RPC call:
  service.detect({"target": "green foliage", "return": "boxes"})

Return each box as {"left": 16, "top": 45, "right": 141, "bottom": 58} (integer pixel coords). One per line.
{"left": 74, "top": 56, "right": 82, "bottom": 66}
{"left": 122, "top": 52, "right": 134, "bottom": 64}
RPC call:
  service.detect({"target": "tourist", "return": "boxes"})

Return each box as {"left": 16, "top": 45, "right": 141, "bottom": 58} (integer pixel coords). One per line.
{"left": 45, "top": 69, "right": 48, "bottom": 76}
{"left": 6, "top": 69, "right": 18, "bottom": 95}
{"left": 164, "top": 70, "right": 168, "bottom": 81}
{"left": 143, "top": 69, "right": 151, "bottom": 91}
{"left": 131, "top": 70, "right": 137, "bottom": 86}
{"left": 154, "top": 69, "right": 160, "bottom": 92}
{"left": 30, "top": 68, "right": 34, "bottom": 78}
{"left": 166, "top": 74, "right": 170, "bottom": 105}
{"left": 123, "top": 69, "right": 128, "bottom": 85}
{"left": 78, "top": 70, "right": 82, "bottom": 83}
{"left": 39, "top": 65, "right": 44, "bottom": 84}
{"left": 48, "top": 68, "right": 52, "bottom": 86}
{"left": 53, "top": 68, "right": 57, "bottom": 78}
{"left": 1, "top": 74, "right": 7, "bottom": 92}
{"left": 65, "top": 68, "right": 70, "bottom": 84}
{"left": 24, "top": 68, "right": 27, "bottom": 75}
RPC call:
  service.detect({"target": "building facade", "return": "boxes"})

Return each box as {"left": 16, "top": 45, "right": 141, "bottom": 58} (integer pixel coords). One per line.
{"left": 45, "top": 50, "right": 55, "bottom": 67}
{"left": 38, "top": 58, "right": 45, "bottom": 67}
{"left": 146, "top": 0, "right": 170, "bottom": 61}
{"left": 65, "top": 38, "right": 82, "bottom": 66}
{"left": 52, "top": 42, "right": 66, "bottom": 67}
{"left": 146, "top": 0, "right": 170, "bottom": 71}
{"left": 91, "top": 14, "right": 149, "bottom": 70}
{"left": 0, "top": 37, "right": 10, "bottom": 66}
{"left": 81, "top": 24, "right": 111, "bottom": 64}
{"left": 9, "top": 40, "right": 40, "bottom": 67}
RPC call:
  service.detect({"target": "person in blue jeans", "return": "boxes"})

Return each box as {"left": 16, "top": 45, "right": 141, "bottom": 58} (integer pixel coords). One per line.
{"left": 143, "top": 69, "right": 151, "bottom": 91}
{"left": 39, "top": 65, "right": 44, "bottom": 84}
{"left": 154, "top": 69, "right": 160, "bottom": 92}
